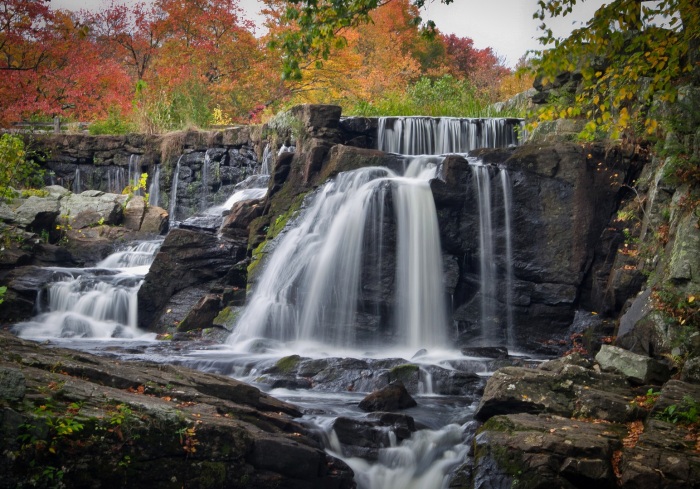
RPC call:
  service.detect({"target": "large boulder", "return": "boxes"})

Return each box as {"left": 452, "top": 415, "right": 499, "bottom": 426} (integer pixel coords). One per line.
{"left": 137, "top": 228, "right": 248, "bottom": 331}
{"left": 595, "top": 344, "right": 672, "bottom": 385}
{"left": 59, "top": 190, "right": 127, "bottom": 228}
{"left": 475, "top": 354, "right": 638, "bottom": 423}
{"left": 358, "top": 381, "right": 417, "bottom": 412}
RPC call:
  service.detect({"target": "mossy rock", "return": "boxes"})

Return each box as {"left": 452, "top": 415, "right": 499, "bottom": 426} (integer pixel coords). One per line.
{"left": 273, "top": 355, "right": 302, "bottom": 374}
{"left": 213, "top": 306, "right": 239, "bottom": 328}
{"left": 388, "top": 363, "right": 420, "bottom": 384}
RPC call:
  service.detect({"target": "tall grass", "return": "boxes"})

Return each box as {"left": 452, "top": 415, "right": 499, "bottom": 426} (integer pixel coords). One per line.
{"left": 345, "top": 75, "right": 524, "bottom": 118}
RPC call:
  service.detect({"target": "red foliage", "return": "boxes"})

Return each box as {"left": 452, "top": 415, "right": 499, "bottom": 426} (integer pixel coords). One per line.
{"left": 0, "top": 3, "right": 132, "bottom": 125}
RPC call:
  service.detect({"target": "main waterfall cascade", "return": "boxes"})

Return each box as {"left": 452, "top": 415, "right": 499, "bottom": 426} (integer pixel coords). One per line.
{"left": 229, "top": 159, "right": 449, "bottom": 352}
{"left": 216, "top": 117, "right": 521, "bottom": 488}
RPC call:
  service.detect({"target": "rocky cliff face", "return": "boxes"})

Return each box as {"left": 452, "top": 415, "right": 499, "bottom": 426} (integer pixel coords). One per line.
{"left": 26, "top": 128, "right": 264, "bottom": 224}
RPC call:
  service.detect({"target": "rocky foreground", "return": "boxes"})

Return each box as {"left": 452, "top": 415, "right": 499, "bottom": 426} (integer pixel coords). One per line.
{"left": 459, "top": 349, "right": 700, "bottom": 489}
{"left": 0, "top": 331, "right": 353, "bottom": 489}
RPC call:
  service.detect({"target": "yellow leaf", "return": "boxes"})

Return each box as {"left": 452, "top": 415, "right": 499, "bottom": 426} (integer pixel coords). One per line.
{"left": 689, "top": 296, "right": 695, "bottom": 303}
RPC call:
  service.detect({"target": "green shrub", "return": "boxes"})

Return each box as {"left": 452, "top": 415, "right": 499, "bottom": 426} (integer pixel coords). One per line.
{"left": 0, "top": 134, "right": 45, "bottom": 201}
{"left": 89, "top": 107, "right": 135, "bottom": 135}
{"left": 345, "top": 75, "right": 524, "bottom": 118}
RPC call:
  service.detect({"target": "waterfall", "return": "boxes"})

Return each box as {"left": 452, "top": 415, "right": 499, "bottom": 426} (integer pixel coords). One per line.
{"left": 128, "top": 155, "right": 142, "bottom": 195}
{"left": 468, "top": 163, "right": 517, "bottom": 347}
{"left": 72, "top": 167, "right": 81, "bottom": 193}
{"left": 229, "top": 161, "right": 449, "bottom": 351}
{"left": 148, "top": 165, "right": 161, "bottom": 207}
{"left": 107, "top": 166, "right": 127, "bottom": 194}
{"left": 394, "top": 158, "right": 448, "bottom": 348}
{"left": 473, "top": 165, "right": 498, "bottom": 344}
{"left": 13, "top": 239, "right": 162, "bottom": 339}
{"left": 260, "top": 144, "right": 273, "bottom": 175}
{"left": 201, "top": 149, "right": 211, "bottom": 211}
{"left": 378, "top": 117, "right": 523, "bottom": 155}
{"left": 500, "top": 170, "right": 515, "bottom": 349}
{"left": 169, "top": 156, "right": 183, "bottom": 224}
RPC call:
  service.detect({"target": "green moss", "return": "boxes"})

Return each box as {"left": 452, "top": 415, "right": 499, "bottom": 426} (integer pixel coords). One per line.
{"left": 197, "top": 461, "right": 226, "bottom": 488}
{"left": 389, "top": 363, "right": 420, "bottom": 383}
{"left": 246, "top": 240, "right": 268, "bottom": 282}
{"left": 213, "top": 307, "right": 238, "bottom": 327}
{"left": 479, "top": 415, "right": 516, "bottom": 434}
{"left": 267, "top": 191, "right": 308, "bottom": 239}
{"left": 274, "top": 354, "right": 301, "bottom": 374}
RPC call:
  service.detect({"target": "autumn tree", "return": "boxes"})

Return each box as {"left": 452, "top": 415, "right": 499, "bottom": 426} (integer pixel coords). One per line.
{"left": 83, "top": 1, "right": 164, "bottom": 81}
{"left": 0, "top": 0, "right": 131, "bottom": 125}
{"left": 533, "top": 0, "right": 700, "bottom": 138}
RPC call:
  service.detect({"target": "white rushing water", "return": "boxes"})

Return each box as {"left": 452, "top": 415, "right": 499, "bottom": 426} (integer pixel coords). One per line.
{"left": 148, "top": 164, "right": 161, "bottom": 207}
{"left": 13, "top": 240, "right": 162, "bottom": 340}
{"left": 378, "top": 117, "right": 523, "bottom": 155}
{"left": 229, "top": 158, "right": 449, "bottom": 353}
{"left": 168, "top": 155, "right": 183, "bottom": 224}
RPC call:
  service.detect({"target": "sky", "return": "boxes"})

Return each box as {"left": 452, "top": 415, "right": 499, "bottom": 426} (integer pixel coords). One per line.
{"left": 50, "top": 0, "right": 608, "bottom": 68}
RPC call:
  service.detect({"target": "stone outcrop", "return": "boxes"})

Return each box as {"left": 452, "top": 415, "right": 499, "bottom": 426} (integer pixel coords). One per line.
{"left": 433, "top": 143, "right": 641, "bottom": 350}
{"left": 0, "top": 331, "right": 354, "bottom": 489}
{"left": 137, "top": 227, "right": 248, "bottom": 332}
{"left": 596, "top": 344, "right": 672, "bottom": 385}
{"left": 464, "top": 353, "right": 700, "bottom": 489}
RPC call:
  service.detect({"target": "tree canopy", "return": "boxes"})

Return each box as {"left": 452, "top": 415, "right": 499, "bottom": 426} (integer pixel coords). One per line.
{"left": 532, "top": 0, "right": 700, "bottom": 139}
{"left": 274, "top": 0, "right": 699, "bottom": 139}
{"left": 0, "top": 0, "right": 522, "bottom": 131}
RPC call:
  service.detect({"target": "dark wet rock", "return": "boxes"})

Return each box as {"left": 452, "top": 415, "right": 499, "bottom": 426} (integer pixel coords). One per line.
{"left": 461, "top": 346, "right": 509, "bottom": 359}
{"left": 177, "top": 294, "right": 222, "bottom": 332}
{"left": 220, "top": 198, "right": 265, "bottom": 240}
{"left": 331, "top": 413, "right": 416, "bottom": 460}
{"left": 137, "top": 228, "right": 247, "bottom": 331}
{"left": 0, "top": 331, "right": 355, "bottom": 489}
{"left": 358, "top": 381, "right": 417, "bottom": 412}
{"left": 681, "top": 357, "right": 700, "bottom": 384}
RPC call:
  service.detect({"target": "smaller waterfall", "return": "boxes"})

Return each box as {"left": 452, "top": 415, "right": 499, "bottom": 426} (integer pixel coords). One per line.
{"left": 473, "top": 165, "right": 497, "bottom": 343}
{"left": 72, "top": 167, "right": 81, "bottom": 193}
{"left": 260, "top": 144, "right": 273, "bottom": 175}
{"left": 13, "top": 239, "right": 162, "bottom": 339}
{"left": 148, "top": 165, "right": 161, "bottom": 207}
{"left": 107, "top": 167, "right": 127, "bottom": 193}
{"left": 500, "top": 170, "right": 515, "bottom": 349}
{"left": 326, "top": 423, "right": 467, "bottom": 489}
{"left": 378, "top": 117, "right": 523, "bottom": 155}
{"left": 201, "top": 150, "right": 211, "bottom": 211}
{"left": 169, "top": 156, "right": 183, "bottom": 224}
{"left": 128, "top": 155, "right": 142, "bottom": 195}
{"left": 180, "top": 174, "right": 268, "bottom": 232}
